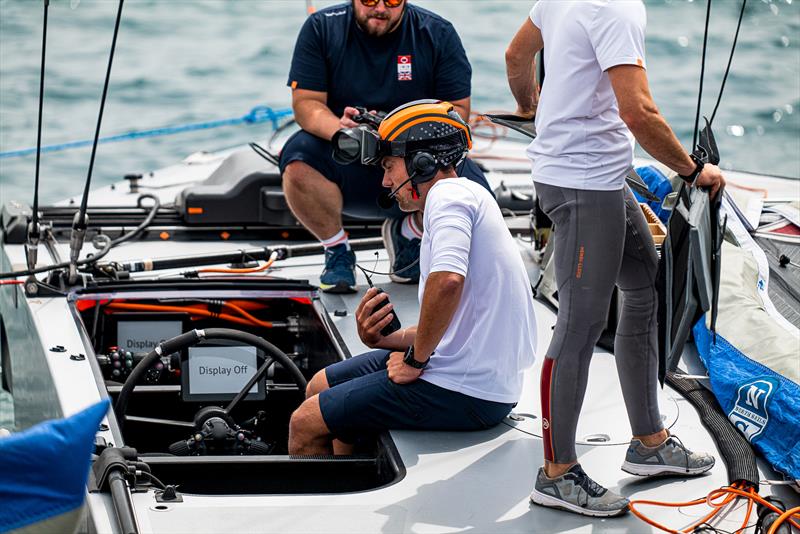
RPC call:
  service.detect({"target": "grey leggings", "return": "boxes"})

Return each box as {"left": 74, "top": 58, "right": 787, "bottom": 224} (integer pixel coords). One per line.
{"left": 536, "top": 182, "right": 664, "bottom": 464}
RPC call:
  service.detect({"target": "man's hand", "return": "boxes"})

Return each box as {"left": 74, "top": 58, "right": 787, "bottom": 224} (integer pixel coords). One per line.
{"left": 693, "top": 163, "right": 726, "bottom": 199}
{"left": 356, "top": 287, "right": 396, "bottom": 348}
{"left": 514, "top": 105, "right": 536, "bottom": 119}
{"left": 387, "top": 351, "right": 422, "bottom": 384}
{"left": 340, "top": 106, "right": 361, "bottom": 129}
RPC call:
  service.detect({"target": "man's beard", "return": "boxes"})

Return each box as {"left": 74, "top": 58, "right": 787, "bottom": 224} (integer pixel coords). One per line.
{"left": 354, "top": 8, "right": 404, "bottom": 37}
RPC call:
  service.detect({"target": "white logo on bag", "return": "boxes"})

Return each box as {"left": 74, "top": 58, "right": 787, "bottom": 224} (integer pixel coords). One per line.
{"left": 728, "top": 379, "right": 776, "bottom": 442}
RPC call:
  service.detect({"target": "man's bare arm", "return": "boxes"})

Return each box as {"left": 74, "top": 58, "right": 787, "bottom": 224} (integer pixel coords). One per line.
{"left": 413, "top": 271, "right": 464, "bottom": 362}
{"left": 292, "top": 88, "right": 359, "bottom": 141}
{"left": 449, "top": 97, "right": 471, "bottom": 123}
{"left": 506, "top": 18, "right": 543, "bottom": 118}
{"left": 608, "top": 65, "right": 725, "bottom": 197}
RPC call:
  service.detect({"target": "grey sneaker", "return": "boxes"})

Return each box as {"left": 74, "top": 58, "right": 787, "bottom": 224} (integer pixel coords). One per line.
{"left": 529, "top": 464, "right": 629, "bottom": 517}
{"left": 622, "top": 435, "right": 715, "bottom": 476}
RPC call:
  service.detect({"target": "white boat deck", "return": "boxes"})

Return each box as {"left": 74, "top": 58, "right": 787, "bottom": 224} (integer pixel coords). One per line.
{"left": 2, "top": 138, "right": 798, "bottom": 533}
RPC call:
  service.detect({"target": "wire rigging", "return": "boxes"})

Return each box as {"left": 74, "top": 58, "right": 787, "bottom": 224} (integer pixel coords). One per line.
{"left": 31, "top": 0, "right": 50, "bottom": 241}
{"left": 692, "top": 0, "right": 713, "bottom": 150}
{"left": 709, "top": 0, "right": 747, "bottom": 126}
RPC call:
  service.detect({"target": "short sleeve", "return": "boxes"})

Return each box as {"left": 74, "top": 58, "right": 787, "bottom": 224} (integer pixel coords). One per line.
{"left": 589, "top": 1, "right": 647, "bottom": 72}
{"left": 287, "top": 16, "right": 328, "bottom": 92}
{"left": 433, "top": 24, "right": 472, "bottom": 102}
{"left": 425, "top": 184, "right": 478, "bottom": 277}
{"left": 529, "top": 1, "right": 542, "bottom": 29}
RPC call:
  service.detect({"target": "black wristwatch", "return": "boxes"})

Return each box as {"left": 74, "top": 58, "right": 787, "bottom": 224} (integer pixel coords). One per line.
{"left": 402, "top": 345, "right": 429, "bottom": 370}
{"left": 679, "top": 153, "right": 705, "bottom": 185}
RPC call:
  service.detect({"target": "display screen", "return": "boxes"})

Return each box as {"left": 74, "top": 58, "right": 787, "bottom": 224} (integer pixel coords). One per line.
{"left": 117, "top": 320, "right": 183, "bottom": 354}
{"left": 182, "top": 344, "right": 265, "bottom": 402}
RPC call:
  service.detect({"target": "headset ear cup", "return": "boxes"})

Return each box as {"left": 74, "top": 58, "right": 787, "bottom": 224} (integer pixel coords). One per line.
{"left": 410, "top": 152, "right": 437, "bottom": 181}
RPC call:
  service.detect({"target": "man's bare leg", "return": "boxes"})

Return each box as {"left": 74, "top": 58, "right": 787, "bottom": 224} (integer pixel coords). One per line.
{"left": 288, "top": 396, "right": 332, "bottom": 455}
{"left": 302, "top": 370, "right": 355, "bottom": 455}
{"left": 283, "top": 161, "right": 344, "bottom": 241}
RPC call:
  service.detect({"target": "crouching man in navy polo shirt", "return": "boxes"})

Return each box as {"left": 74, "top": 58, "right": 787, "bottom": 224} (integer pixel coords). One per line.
{"left": 287, "top": 101, "right": 537, "bottom": 455}
{"left": 280, "top": 0, "right": 492, "bottom": 293}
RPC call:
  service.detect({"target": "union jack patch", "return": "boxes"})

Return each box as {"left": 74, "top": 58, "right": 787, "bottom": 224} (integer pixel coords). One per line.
{"left": 397, "top": 55, "right": 412, "bottom": 81}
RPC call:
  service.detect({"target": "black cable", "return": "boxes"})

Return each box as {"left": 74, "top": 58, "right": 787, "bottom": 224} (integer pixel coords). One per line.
{"left": 249, "top": 141, "right": 280, "bottom": 167}
{"left": 31, "top": 0, "right": 50, "bottom": 233}
{"left": 356, "top": 257, "right": 420, "bottom": 278}
{"left": 77, "top": 0, "right": 125, "bottom": 228}
{"left": 109, "top": 193, "right": 161, "bottom": 246}
{"left": 709, "top": 0, "right": 747, "bottom": 126}
{"left": 0, "top": 238, "right": 113, "bottom": 280}
{"left": 135, "top": 470, "right": 166, "bottom": 490}
{"left": 0, "top": 195, "right": 160, "bottom": 280}
{"left": 693, "top": 0, "right": 713, "bottom": 150}
{"left": 268, "top": 118, "right": 297, "bottom": 149}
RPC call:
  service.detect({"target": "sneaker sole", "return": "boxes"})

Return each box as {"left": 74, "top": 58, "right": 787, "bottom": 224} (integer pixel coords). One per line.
{"left": 381, "top": 220, "right": 412, "bottom": 284}
{"left": 621, "top": 459, "right": 715, "bottom": 477}
{"left": 529, "top": 488, "right": 629, "bottom": 518}
{"left": 319, "top": 281, "right": 356, "bottom": 294}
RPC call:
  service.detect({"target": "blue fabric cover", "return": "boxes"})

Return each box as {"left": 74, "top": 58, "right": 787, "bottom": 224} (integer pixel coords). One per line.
{"left": 634, "top": 165, "right": 673, "bottom": 223}
{"left": 693, "top": 319, "right": 800, "bottom": 478}
{"left": 0, "top": 399, "right": 109, "bottom": 533}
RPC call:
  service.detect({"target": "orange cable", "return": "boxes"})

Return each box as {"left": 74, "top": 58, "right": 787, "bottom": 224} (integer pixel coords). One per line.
{"left": 104, "top": 302, "right": 266, "bottom": 329}
{"left": 222, "top": 301, "right": 274, "bottom": 329}
{"left": 198, "top": 254, "right": 277, "bottom": 274}
{"left": 682, "top": 488, "right": 737, "bottom": 533}
{"left": 628, "top": 483, "right": 800, "bottom": 534}
{"left": 736, "top": 488, "right": 755, "bottom": 534}
{"left": 768, "top": 506, "right": 800, "bottom": 534}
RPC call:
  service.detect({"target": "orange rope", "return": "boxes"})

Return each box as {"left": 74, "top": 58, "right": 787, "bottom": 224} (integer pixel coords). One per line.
{"left": 768, "top": 506, "right": 800, "bottom": 534}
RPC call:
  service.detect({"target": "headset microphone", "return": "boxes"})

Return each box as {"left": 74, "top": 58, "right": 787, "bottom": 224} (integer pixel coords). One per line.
{"left": 377, "top": 171, "right": 418, "bottom": 209}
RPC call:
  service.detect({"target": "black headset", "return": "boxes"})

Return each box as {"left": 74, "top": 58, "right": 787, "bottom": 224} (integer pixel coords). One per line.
{"left": 406, "top": 151, "right": 439, "bottom": 183}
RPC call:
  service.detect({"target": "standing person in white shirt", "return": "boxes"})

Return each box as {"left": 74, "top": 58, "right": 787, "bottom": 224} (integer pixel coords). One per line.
{"left": 506, "top": 0, "right": 725, "bottom": 517}
{"left": 288, "top": 100, "right": 538, "bottom": 455}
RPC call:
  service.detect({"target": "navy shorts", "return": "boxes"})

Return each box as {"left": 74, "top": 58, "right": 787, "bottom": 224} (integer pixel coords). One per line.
{"left": 318, "top": 349, "right": 515, "bottom": 443}
{"left": 279, "top": 130, "right": 493, "bottom": 220}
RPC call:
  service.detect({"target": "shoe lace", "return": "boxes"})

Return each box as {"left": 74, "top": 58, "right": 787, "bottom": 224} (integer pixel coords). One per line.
{"left": 325, "top": 248, "right": 353, "bottom": 272}
{"left": 667, "top": 435, "right": 691, "bottom": 474}
{"left": 571, "top": 468, "right": 605, "bottom": 504}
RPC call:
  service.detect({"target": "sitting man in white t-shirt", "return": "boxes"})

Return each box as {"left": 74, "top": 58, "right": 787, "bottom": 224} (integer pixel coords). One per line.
{"left": 288, "top": 100, "right": 538, "bottom": 455}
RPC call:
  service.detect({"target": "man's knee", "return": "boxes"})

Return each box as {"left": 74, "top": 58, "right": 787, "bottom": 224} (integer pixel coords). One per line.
{"left": 306, "top": 369, "right": 330, "bottom": 399}
{"left": 283, "top": 161, "right": 324, "bottom": 191}
{"left": 289, "top": 396, "right": 329, "bottom": 440}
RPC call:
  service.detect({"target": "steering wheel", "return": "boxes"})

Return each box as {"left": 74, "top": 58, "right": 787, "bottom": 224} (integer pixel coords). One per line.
{"left": 114, "top": 328, "right": 307, "bottom": 455}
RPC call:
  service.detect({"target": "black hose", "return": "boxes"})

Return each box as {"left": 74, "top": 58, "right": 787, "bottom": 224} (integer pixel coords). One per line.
{"left": 110, "top": 193, "right": 161, "bottom": 246}
{"left": 108, "top": 470, "right": 138, "bottom": 534}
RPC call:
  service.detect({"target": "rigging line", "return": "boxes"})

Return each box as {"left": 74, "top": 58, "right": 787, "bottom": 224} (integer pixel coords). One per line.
{"left": 0, "top": 106, "right": 294, "bottom": 159}
{"left": 709, "top": 0, "right": 747, "bottom": 126}
{"left": 77, "top": 0, "right": 124, "bottom": 228}
{"left": 693, "top": 0, "right": 713, "bottom": 150}
{"left": 32, "top": 0, "right": 50, "bottom": 232}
